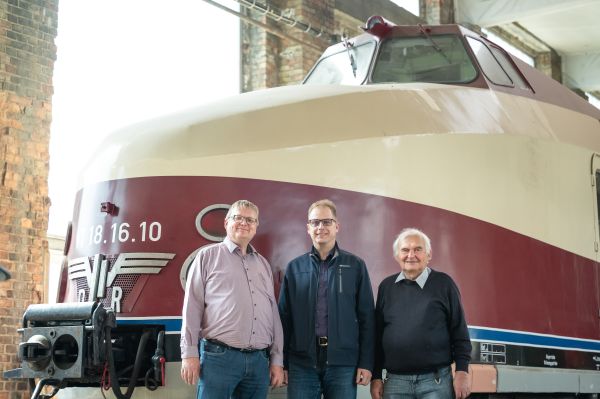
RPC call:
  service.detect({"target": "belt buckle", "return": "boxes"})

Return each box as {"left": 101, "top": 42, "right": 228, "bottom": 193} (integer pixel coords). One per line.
{"left": 318, "top": 336, "right": 328, "bottom": 347}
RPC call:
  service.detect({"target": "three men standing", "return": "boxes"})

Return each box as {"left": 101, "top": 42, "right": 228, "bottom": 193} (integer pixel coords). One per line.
{"left": 278, "top": 199, "right": 375, "bottom": 399}
{"left": 180, "top": 198, "right": 471, "bottom": 399}
{"left": 180, "top": 200, "right": 284, "bottom": 399}
{"left": 370, "top": 228, "right": 471, "bottom": 399}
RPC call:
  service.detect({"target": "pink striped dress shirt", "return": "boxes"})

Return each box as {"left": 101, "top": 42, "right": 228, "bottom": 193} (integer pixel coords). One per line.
{"left": 180, "top": 237, "right": 283, "bottom": 366}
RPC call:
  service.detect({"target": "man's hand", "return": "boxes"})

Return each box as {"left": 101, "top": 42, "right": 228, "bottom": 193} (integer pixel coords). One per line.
{"left": 180, "top": 357, "right": 201, "bottom": 385}
{"left": 453, "top": 370, "right": 471, "bottom": 399}
{"left": 283, "top": 370, "right": 288, "bottom": 386}
{"left": 356, "top": 368, "right": 372, "bottom": 385}
{"left": 270, "top": 365, "right": 284, "bottom": 388}
{"left": 370, "top": 378, "right": 384, "bottom": 399}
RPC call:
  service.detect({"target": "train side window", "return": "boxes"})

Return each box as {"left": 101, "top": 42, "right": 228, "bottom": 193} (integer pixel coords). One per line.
{"left": 596, "top": 171, "right": 600, "bottom": 235}
{"left": 488, "top": 44, "right": 531, "bottom": 91}
{"left": 466, "top": 37, "right": 513, "bottom": 87}
{"left": 592, "top": 154, "right": 600, "bottom": 253}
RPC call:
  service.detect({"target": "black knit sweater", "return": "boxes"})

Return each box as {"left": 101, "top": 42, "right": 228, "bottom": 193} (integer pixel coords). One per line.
{"left": 373, "top": 269, "right": 471, "bottom": 379}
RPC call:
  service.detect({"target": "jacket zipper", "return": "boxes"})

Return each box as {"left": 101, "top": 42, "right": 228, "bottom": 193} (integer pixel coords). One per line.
{"left": 338, "top": 267, "right": 342, "bottom": 293}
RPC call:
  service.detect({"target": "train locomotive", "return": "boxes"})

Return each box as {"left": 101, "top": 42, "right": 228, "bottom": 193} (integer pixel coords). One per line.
{"left": 4, "top": 16, "right": 600, "bottom": 399}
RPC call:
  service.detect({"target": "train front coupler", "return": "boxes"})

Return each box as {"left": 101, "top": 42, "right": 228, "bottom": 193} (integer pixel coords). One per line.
{"left": 3, "top": 301, "right": 115, "bottom": 399}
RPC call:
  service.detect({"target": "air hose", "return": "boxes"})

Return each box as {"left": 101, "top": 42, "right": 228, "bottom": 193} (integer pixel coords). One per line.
{"left": 105, "top": 327, "right": 152, "bottom": 399}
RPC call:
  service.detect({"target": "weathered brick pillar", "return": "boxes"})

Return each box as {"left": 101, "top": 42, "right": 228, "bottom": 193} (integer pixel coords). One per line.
{"left": 278, "top": 0, "right": 333, "bottom": 86}
{"left": 241, "top": 8, "right": 281, "bottom": 91}
{"left": 241, "top": 0, "right": 333, "bottom": 90}
{"left": 421, "top": 0, "right": 455, "bottom": 24}
{"left": 535, "top": 49, "right": 562, "bottom": 84}
{"left": 0, "top": 0, "right": 58, "bottom": 397}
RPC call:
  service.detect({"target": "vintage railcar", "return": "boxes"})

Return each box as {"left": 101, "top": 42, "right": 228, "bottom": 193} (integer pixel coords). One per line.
{"left": 6, "top": 16, "right": 600, "bottom": 399}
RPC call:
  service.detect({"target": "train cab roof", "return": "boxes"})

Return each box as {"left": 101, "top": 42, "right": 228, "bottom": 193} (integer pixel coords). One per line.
{"left": 304, "top": 16, "right": 600, "bottom": 120}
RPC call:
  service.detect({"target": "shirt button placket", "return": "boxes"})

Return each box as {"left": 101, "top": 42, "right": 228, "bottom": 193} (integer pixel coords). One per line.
{"left": 245, "top": 258, "right": 257, "bottom": 347}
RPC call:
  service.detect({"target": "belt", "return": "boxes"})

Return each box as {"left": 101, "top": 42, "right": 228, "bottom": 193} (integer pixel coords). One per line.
{"left": 205, "top": 339, "right": 267, "bottom": 353}
{"left": 317, "top": 336, "right": 328, "bottom": 347}
{"left": 388, "top": 366, "right": 450, "bottom": 378}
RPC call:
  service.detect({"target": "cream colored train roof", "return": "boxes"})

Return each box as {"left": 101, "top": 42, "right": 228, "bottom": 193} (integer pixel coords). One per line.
{"left": 81, "top": 83, "right": 600, "bottom": 188}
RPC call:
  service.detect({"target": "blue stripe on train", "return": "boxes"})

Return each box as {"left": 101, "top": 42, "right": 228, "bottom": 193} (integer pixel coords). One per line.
{"left": 116, "top": 318, "right": 600, "bottom": 353}
{"left": 117, "top": 317, "right": 182, "bottom": 332}
{"left": 468, "top": 327, "right": 600, "bottom": 352}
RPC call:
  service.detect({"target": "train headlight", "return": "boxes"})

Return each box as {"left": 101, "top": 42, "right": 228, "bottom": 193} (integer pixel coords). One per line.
{"left": 363, "top": 15, "right": 395, "bottom": 38}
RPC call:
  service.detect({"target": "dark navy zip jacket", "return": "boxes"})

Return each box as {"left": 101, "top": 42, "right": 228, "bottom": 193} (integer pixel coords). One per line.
{"left": 278, "top": 243, "right": 375, "bottom": 371}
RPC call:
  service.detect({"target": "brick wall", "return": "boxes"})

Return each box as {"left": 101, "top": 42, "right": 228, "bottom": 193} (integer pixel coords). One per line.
{"left": 241, "top": 0, "right": 334, "bottom": 91}
{"left": 0, "top": 0, "right": 58, "bottom": 397}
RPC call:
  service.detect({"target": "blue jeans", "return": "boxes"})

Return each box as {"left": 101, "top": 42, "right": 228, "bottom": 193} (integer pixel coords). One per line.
{"left": 197, "top": 340, "right": 270, "bottom": 399}
{"left": 383, "top": 366, "right": 453, "bottom": 399}
{"left": 287, "top": 354, "right": 357, "bottom": 399}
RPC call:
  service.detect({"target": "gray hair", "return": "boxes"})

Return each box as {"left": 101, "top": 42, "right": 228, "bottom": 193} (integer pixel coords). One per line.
{"left": 225, "top": 200, "right": 259, "bottom": 219}
{"left": 392, "top": 228, "right": 432, "bottom": 257}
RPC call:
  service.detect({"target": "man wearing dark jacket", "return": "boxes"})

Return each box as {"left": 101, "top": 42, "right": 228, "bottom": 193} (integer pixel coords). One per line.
{"left": 278, "top": 199, "right": 375, "bottom": 399}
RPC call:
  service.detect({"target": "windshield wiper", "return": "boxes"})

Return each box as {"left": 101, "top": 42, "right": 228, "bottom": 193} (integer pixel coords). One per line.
{"left": 342, "top": 35, "right": 357, "bottom": 77}
{"left": 418, "top": 24, "right": 451, "bottom": 64}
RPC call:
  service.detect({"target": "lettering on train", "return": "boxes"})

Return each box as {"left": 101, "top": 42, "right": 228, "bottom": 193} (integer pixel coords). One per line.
{"left": 67, "top": 252, "right": 175, "bottom": 311}
{"left": 76, "top": 220, "right": 163, "bottom": 248}
{"left": 544, "top": 354, "right": 558, "bottom": 367}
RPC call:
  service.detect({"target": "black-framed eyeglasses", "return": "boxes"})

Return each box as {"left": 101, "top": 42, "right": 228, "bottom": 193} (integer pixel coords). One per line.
{"left": 230, "top": 215, "right": 258, "bottom": 225}
{"left": 308, "top": 218, "right": 336, "bottom": 228}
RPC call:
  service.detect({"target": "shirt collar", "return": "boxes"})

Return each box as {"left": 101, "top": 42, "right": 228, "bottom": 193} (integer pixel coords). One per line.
{"left": 395, "top": 267, "right": 431, "bottom": 288}
{"left": 223, "top": 236, "right": 255, "bottom": 254}
{"left": 310, "top": 242, "right": 338, "bottom": 262}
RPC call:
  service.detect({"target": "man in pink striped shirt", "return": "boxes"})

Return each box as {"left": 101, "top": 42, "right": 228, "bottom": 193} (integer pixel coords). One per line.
{"left": 180, "top": 200, "right": 284, "bottom": 398}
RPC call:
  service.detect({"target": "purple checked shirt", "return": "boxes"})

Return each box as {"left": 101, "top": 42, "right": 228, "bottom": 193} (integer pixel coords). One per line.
{"left": 180, "top": 237, "right": 283, "bottom": 366}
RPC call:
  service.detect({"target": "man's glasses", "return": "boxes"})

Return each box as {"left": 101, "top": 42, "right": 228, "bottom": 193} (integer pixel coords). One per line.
{"left": 308, "top": 218, "right": 336, "bottom": 228}
{"left": 230, "top": 215, "right": 258, "bottom": 225}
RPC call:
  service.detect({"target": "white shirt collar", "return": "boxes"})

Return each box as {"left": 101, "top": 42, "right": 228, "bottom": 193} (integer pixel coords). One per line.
{"left": 395, "top": 267, "right": 431, "bottom": 289}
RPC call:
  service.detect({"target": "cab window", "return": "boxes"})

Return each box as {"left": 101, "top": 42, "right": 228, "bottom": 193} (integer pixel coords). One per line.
{"left": 371, "top": 35, "right": 477, "bottom": 84}
{"left": 489, "top": 44, "right": 531, "bottom": 91}
{"left": 467, "top": 37, "right": 514, "bottom": 87}
{"left": 304, "top": 42, "right": 376, "bottom": 85}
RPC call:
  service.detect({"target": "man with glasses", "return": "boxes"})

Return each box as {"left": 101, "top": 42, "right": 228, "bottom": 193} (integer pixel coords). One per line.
{"left": 278, "top": 199, "right": 375, "bottom": 399}
{"left": 180, "top": 200, "right": 284, "bottom": 398}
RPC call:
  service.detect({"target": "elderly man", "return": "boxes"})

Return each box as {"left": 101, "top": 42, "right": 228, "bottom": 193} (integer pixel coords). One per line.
{"left": 180, "top": 199, "right": 284, "bottom": 399}
{"left": 279, "top": 199, "right": 375, "bottom": 399}
{"left": 371, "top": 228, "right": 471, "bottom": 399}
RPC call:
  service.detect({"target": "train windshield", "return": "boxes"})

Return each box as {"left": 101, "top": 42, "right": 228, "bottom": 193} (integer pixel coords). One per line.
{"left": 372, "top": 34, "right": 477, "bottom": 84}
{"left": 304, "top": 42, "right": 375, "bottom": 85}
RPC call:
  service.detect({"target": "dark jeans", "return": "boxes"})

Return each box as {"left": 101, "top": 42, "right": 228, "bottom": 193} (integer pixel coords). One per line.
{"left": 383, "top": 366, "right": 453, "bottom": 399}
{"left": 287, "top": 346, "right": 357, "bottom": 399}
{"left": 196, "top": 339, "right": 270, "bottom": 399}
